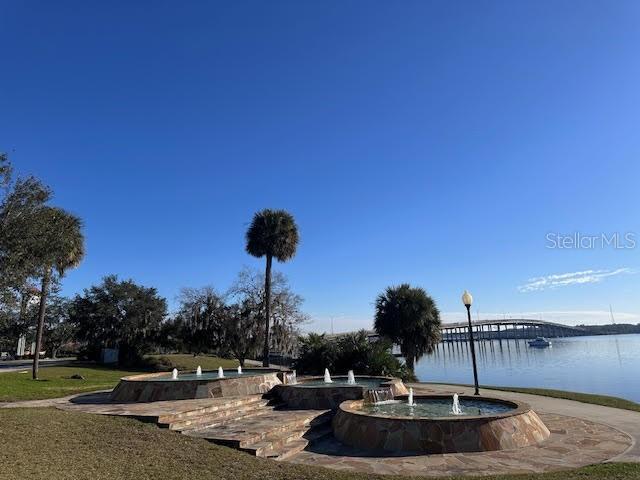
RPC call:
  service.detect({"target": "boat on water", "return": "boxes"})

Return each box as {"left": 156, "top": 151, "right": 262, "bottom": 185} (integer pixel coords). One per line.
{"left": 528, "top": 337, "right": 551, "bottom": 348}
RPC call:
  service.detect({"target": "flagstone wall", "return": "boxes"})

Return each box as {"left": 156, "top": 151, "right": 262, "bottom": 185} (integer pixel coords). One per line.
{"left": 333, "top": 396, "right": 550, "bottom": 453}
{"left": 273, "top": 377, "right": 408, "bottom": 409}
{"left": 109, "top": 370, "right": 282, "bottom": 402}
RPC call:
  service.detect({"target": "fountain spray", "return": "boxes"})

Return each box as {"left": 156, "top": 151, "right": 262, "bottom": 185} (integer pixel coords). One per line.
{"left": 452, "top": 393, "right": 463, "bottom": 415}
{"left": 407, "top": 387, "right": 415, "bottom": 406}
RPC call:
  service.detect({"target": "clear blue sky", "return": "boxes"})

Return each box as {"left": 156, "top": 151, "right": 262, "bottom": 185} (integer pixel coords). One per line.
{"left": 2, "top": 1, "right": 639, "bottom": 331}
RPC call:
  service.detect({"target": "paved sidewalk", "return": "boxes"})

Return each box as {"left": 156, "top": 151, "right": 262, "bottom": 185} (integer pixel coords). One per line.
{"left": 409, "top": 383, "right": 640, "bottom": 463}
{"left": 0, "top": 390, "right": 112, "bottom": 409}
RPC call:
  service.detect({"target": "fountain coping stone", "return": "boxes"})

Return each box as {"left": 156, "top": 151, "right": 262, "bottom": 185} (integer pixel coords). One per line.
{"left": 342, "top": 394, "right": 526, "bottom": 421}
{"left": 109, "top": 368, "right": 282, "bottom": 402}
{"left": 272, "top": 376, "right": 408, "bottom": 410}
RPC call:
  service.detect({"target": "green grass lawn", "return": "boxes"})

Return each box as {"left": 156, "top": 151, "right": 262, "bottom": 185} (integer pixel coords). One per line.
{"left": 146, "top": 353, "right": 239, "bottom": 371}
{"left": 0, "top": 366, "right": 142, "bottom": 402}
{"left": 0, "top": 407, "right": 637, "bottom": 480}
{"left": 482, "top": 385, "right": 640, "bottom": 413}
{"left": 0, "top": 355, "right": 238, "bottom": 402}
{"left": 425, "top": 382, "right": 640, "bottom": 413}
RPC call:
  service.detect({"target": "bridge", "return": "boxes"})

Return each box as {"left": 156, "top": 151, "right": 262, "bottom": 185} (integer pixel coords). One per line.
{"left": 329, "top": 319, "right": 586, "bottom": 349}
{"left": 360, "top": 319, "right": 586, "bottom": 346}
{"left": 440, "top": 318, "right": 586, "bottom": 342}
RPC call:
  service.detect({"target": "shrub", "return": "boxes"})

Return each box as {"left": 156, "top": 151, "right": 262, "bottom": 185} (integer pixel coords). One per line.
{"left": 293, "top": 333, "right": 337, "bottom": 375}
{"left": 139, "top": 355, "right": 175, "bottom": 371}
{"left": 294, "top": 330, "right": 414, "bottom": 381}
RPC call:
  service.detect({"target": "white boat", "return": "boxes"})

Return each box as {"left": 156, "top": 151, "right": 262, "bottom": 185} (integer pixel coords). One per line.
{"left": 528, "top": 337, "right": 551, "bottom": 348}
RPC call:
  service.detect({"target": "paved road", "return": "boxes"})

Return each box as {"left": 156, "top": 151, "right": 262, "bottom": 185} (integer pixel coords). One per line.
{"left": 0, "top": 358, "right": 76, "bottom": 372}
{"left": 409, "top": 382, "right": 640, "bottom": 463}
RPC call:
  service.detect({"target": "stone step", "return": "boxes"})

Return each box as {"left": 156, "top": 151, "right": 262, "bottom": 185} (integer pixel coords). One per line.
{"left": 157, "top": 395, "right": 266, "bottom": 425}
{"left": 243, "top": 423, "right": 334, "bottom": 460}
{"left": 270, "top": 438, "right": 308, "bottom": 461}
{"left": 240, "top": 427, "right": 306, "bottom": 457}
{"left": 168, "top": 401, "right": 283, "bottom": 432}
{"left": 185, "top": 409, "right": 332, "bottom": 448}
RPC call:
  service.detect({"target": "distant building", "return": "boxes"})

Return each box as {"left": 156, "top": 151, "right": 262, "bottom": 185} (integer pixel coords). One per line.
{"left": 16, "top": 335, "right": 26, "bottom": 356}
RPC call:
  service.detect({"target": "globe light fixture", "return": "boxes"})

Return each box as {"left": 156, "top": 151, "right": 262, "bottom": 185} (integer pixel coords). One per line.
{"left": 462, "top": 290, "right": 473, "bottom": 307}
{"left": 462, "top": 290, "right": 480, "bottom": 395}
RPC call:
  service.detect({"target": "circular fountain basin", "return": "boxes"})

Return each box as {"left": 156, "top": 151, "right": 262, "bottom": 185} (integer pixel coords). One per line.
{"left": 333, "top": 394, "right": 550, "bottom": 453}
{"left": 110, "top": 368, "right": 282, "bottom": 402}
{"left": 272, "top": 375, "right": 408, "bottom": 410}
{"left": 147, "top": 370, "right": 265, "bottom": 381}
{"left": 362, "top": 397, "right": 514, "bottom": 417}
{"left": 293, "top": 378, "right": 389, "bottom": 388}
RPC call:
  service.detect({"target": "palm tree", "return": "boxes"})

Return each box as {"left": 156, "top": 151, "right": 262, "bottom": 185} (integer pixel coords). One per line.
{"left": 245, "top": 209, "right": 298, "bottom": 367}
{"left": 374, "top": 284, "right": 441, "bottom": 375}
{"left": 31, "top": 207, "right": 84, "bottom": 379}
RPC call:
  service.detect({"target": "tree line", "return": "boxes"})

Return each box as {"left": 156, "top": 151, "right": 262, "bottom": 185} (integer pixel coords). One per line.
{"left": 1, "top": 153, "right": 443, "bottom": 380}
{"left": 0, "top": 154, "right": 305, "bottom": 371}
{"left": 0, "top": 268, "right": 307, "bottom": 368}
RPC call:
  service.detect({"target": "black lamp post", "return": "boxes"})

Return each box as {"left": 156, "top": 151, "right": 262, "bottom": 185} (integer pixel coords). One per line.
{"left": 462, "top": 290, "right": 480, "bottom": 395}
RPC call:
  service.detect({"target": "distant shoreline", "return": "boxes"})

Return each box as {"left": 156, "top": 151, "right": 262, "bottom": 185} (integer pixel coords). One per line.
{"left": 573, "top": 324, "right": 640, "bottom": 336}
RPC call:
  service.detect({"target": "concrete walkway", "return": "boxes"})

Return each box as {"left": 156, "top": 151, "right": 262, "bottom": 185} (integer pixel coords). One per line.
{"left": 0, "top": 390, "right": 113, "bottom": 409}
{"left": 409, "top": 383, "right": 640, "bottom": 463}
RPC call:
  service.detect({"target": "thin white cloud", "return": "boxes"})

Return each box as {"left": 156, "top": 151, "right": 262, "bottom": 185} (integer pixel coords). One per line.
{"left": 518, "top": 268, "right": 635, "bottom": 293}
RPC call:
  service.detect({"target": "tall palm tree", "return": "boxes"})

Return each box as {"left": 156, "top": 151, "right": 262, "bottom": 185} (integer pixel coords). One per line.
{"left": 374, "top": 284, "right": 441, "bottom": 375}
{"left": 245, "top": 209, "right": 298, "bottom": 367}
{"left": 31, "top": 207, "right": 84, "bottom": 379}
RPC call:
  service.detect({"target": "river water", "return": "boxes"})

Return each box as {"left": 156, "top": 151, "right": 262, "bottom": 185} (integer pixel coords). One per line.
{"left": 415, "top": 334, "right": 640, "bottom": 402}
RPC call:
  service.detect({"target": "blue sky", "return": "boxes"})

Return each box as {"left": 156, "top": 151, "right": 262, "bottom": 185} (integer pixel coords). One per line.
{"left": 1, "top": 1, "right": 639, "bottom": 331}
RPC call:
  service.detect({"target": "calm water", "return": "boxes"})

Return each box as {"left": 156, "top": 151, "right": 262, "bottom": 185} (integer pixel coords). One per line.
{"left": 362, "top": 398, "right": 513, "bottom": 418}
{"left": 154, "top": 368, "right": 278, "bottom": 381}
{"left": 415, "top": 334, "right": 640, "bottom": 402}
{"left": 297, "top": 378, "right": 384, "bottom": 388}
